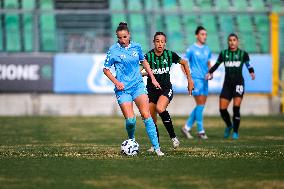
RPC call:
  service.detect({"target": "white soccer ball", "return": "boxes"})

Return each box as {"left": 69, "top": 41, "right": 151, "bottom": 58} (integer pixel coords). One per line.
{"left": 121, "top": 139, "right": 139, "bottom": 156}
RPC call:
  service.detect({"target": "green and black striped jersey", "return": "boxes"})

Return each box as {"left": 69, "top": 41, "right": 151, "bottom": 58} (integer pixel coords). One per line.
{"left": 209, "top": 48, "right": 252, "bottom": 81}
{"left": 145, "top": 49, "right": 181, "bottom": 89}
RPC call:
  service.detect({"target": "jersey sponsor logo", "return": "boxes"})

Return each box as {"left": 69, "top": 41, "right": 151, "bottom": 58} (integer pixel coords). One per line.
{"left": 225, "top": 61, "right": 241, "bottom": 67}
{"left": 152, "top": 67, "right": 170, "bottom": 74}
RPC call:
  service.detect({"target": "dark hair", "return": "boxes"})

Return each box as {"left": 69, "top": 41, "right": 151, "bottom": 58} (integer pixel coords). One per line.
{"left": 195, "top": 26, "right": 206, "bottom": 35}
{"left": 228, "top": 33, "right": 239, "bottom": 40}
{"left": 116, "top": 22, "right": 129, "bottom": 32}
{"left": 153, "top": 31, "right": 167, "bottom": 42}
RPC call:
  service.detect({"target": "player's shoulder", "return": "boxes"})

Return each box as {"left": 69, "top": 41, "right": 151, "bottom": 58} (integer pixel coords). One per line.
{"left": 108, "top": 43, "right": 120, "bottom": 52}
{"left": 185, "top": 44, "right": 195, "bottom": 53}
{"left": 203, "top": 44, "right": 211, "bottom": 51}
{"left": 238, "top": 48, "right": 249, "bottom": 55}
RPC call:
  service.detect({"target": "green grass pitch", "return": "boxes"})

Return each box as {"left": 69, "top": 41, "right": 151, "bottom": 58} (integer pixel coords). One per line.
{"left": 0, "top": 116, "right": 283, "bottom": 189}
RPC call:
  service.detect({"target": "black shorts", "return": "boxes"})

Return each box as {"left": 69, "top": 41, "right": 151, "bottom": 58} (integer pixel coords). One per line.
{"left": 220, "top": 80, "right": 245, "bottom": 101}
{"left": 147, "top": 87, "right": 174, "bottom": 104}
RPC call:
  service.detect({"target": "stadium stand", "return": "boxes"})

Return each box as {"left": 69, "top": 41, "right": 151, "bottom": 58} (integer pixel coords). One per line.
{"left": 0, "top": 0, "right": 284, "bottom": 53}
{"left": 40, "top": 0, "right": 57, "bottom": 51}
{"left": 23, "top": 0, "right": 34, "bottom": 52}
{"left": 4, "top": 0, "right": 21, "bottom": 51}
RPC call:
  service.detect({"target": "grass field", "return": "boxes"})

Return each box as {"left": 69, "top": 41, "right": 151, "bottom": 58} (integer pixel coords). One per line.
{"left": 0, "top": 116, "right": 283, "bottom": 189}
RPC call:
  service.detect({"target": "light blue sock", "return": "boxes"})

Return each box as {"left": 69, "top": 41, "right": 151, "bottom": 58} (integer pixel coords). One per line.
{"left": 143, "top": 117, "right": 160, "bottom": 150}
{"left": 125, "top": 117, "right": 136, "bottom": 139}
{"left": 186, "top": 107, "right": 196, "bottom": 129}
{"left": 195, "top": 105, "right": 205, "bottom": 133}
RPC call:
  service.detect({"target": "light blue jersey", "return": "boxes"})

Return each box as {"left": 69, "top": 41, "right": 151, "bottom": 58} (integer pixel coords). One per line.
{"left": 104, "top": 42, "right": 145, "bottom": 91}
{"left": 186, "top": 43, "right": 211, "bottom": 80}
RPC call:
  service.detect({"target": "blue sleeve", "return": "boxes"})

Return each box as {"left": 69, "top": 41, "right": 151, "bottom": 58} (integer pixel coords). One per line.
{"left": 138, "top": 45, "right": 145, "bottom": 62}
{"left": 186, "top": 48, "right": 192, "bottom": 62}
{"left": 208, "top": 48, "right": 212, "bottom": 61}
{"left": 104, "top": 50, "right": 114, "bottom": 69}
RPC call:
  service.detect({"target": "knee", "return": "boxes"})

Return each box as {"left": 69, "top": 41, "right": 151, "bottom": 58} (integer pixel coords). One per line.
{"left": 156, "top": 105, "right": 166, "bottom": 114}
{"left": 140, "top": 111, "right": 151, "bottom": 120}
{"left": 220, "top": 108, "right": 228, "bottom": 115}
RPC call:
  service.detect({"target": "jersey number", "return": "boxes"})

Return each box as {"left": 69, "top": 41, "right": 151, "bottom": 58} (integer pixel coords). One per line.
{"left": 236, "top": 85, "right": 244, "bottom": 95}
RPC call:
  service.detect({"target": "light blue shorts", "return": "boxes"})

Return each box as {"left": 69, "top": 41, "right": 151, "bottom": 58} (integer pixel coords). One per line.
{"left": 115, "top": 82, "right": 148, "bottom": 105}
{"left": 192, "top": 78, "right": 208, "bottom": 96}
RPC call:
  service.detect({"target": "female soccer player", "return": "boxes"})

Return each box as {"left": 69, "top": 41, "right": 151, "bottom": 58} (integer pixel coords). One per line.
{"left": 205, "top": 33, "right": 255, "bottom": 139}
{"left": 181, "top": 26, "right": 212, "bottom": 140}
{"left": 103, "top": 22, "right": 164, "bottom": 156}
{"left": 143, "top": 32, "right": 194, "bottom": 151}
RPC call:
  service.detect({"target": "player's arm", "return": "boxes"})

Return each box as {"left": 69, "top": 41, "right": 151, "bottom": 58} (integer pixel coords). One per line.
{"left": 141, "top": 59, "right": 161, "bottom": 89}
{"left": 180, "top": 59, "right": 194, "bottom": 95}
{"left": 103, "top": 68, "right": 124, "bottom": 90}
{"left": 244, "top": 52, "right": 255, "bottom": 80}
{"left": 103, "top": 50, "right": 124, "bottom": 90}
{"left": 245, "top": 62, "right": 255, "bottom": 80}
{"left": 206, "top": 52, "right": 223, "bottom": 80}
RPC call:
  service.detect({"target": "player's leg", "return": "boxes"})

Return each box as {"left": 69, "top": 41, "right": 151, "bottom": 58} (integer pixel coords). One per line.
{"left": 147, "top": 102, "right": 159, "bottom": 152}
{"left": 182, "top": 79, "right": 201, "bottom": 139}
{"left": 194, "top": 95, "right": 208, "bottom": 139}
{"left": 134, "top": 94, "right": 163, "bottom": 155}
{"left": 220, "top": 97, "right": 233, "bottom": 138}
{"left": 132, "top": 83, "right": 163, "bottom": 155}
{"left": 117, "top": 91, "right": 136, "bottom": 139}
{"left": 147, "top": 88, "right": 160, "bottom": 152}
{"left": 156, "top": 92, "right": 180, "bottom": 148}
{"left": 232, "top": 97, "right": 242, "bottom": 139}
{"left": 231, "top": 83, "right": 244, "bottom": 139}
{"left": 149, "top": 102, "right": 159, "bottom": 140}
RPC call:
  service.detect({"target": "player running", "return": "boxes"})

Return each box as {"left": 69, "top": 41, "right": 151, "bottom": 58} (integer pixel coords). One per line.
{"left": 181, "top": 26, "right": 212, "bottom": 140}
{"left": 205, "top": 33, "right": 255, "bottom": 139}
{"left": 142, "top": 32, "right": 194, "bottom": 151}
{"left": 103, "top": 22, "right": 164, "bottom": 156}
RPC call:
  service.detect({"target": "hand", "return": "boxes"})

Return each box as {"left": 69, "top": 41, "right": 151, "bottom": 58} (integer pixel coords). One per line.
{"left": 205, "top": 73, "right": 213, "bottom": 80}
{"left": 115, "top": 81, "right": 124, "bottom": 90}
{"left": 250, "top": 72, "right": 255, "bottom": 80}
{"left": 152, "top": 79, "right": 161, "bottom": 90}
{"left": 187, "top": 79, "right": 194, "bottom": 96}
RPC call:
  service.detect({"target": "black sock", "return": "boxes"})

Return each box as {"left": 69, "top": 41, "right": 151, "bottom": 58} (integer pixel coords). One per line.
{"left": 155, "top": 124, "right": 160, "bottom": 143}
{"left": 220, "top": 109, "right": 232, "bottom": 128}
{"left": 159, "top": 110, "right": 176, "bottom": 139}
{"left": 233, "top": 106, "right": 240, "bottom": 133}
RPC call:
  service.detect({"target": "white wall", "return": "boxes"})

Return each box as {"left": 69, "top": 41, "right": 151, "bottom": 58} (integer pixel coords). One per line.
{"left": 0, "top": 94, "right": 278, "bottom": 116}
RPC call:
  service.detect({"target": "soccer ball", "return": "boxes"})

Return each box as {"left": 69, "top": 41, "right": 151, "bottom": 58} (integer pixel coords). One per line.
{"left": 121, "top": 139, "right": 139, "bottom": 156}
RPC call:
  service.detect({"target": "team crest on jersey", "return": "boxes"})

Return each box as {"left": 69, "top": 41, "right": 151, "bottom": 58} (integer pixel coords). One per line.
{"left": 132, "top": 51, "right": 138, "bottom": 57}
{"left": 162, "top": 59, "right": 168, "bottom": 65}
{"left": 235, "top": 54, "right": 239, "bottom": 59}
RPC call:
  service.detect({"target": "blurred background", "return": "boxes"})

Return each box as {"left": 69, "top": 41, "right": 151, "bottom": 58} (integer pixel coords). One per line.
{"left": 0, "top": 0, "right": 283, "bottom": 116}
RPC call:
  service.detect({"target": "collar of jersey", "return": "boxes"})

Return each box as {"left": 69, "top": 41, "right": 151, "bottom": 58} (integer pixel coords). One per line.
{"left": 194, "top": 43, "right": 205, "bottom": 48}
{"left": 117, "top": 42, "right": 132, "bottom": 50}
{"left": 227, "top": 48, "right": 239, "bottom": 52}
